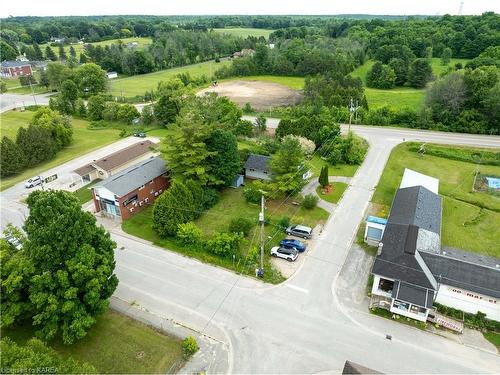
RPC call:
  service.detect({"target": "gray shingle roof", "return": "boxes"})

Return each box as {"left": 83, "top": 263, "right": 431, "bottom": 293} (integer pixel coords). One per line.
{"left": 388, "top": 186, "right": 442, "bottom": 234}
{"left": 342, "top": 361, "right": 382, "bottom": 374}
{"left": 392, "top": 280, "right": 435, "bottom": 308}
{"left": 422, "top": 251, "right": 500, "bottom": 299}
{"left": 244, "top": 154, "right": 270, "bottom": 172}
{"left": 372, "top": 223, "right": 437, "bottom": 290}
{"left": 1, "top": 61, "right": 31, "bottom": 68}
{"left": 93, "top": 156, "right": 167, "bottom": 197}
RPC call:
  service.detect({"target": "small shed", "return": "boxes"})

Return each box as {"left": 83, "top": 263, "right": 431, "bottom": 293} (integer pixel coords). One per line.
{"left": 106, "top": 71, "right": 118, "bottom": 79}
{"left": 364, "top": 216, "right": 388, "bottom": 246}
{"left": 231, "top": 174, "right": 244, "bottom": 188}
{"left": 244, "top": 154, "right": 271, "bottom": 181}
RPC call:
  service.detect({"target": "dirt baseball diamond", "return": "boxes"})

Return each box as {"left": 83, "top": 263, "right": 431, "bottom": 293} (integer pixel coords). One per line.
{"left": 197, "top": 80, "right": 302, "bottom": 110}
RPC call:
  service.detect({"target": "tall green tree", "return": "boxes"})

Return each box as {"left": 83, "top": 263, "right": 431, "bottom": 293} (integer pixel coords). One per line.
{"left": 366, "top": 61, "right": 396, "bottom": 89}
{"left": 319, "top": 165, "right": 329, "bottom": 187}
{"left": 75, "top": 63, "right": 107, "bottom": 96}
{"left": 22, "top": 190, "right": 119, "bottom": 344}
{"left": 388, "top": 58, "right": 408, "bottom": 86}
{"left": 69, "top": 45, "right": 77, "bottom": 58}
{"left": 87, "top": 95, "right": 106, "bottom": 121}
{"left": 16, "top": 126, "right": 56, "bottom": 167}
{"left": 0, "top": 41, "right": 17, "bottom": 60}
{"left": 32, "top": 42, "right": 44, "bottom": 60}
{"left": 0, "top": 137, "right": 26, "bottom": 177}
{"left": 269, "top": 136, "right": 305, "bottom": 197}
{"left": 46, "top": 63, "right": 74, "bottom": 91}
{"left": 45, "top": 46, "right": 57, "bottom": 61}
{"left": 31, "top": 107, "right": 73, "bottom": 150}
{"left": 206, "top": 129, "right": 240, "bottom": 186}
{"left": 58, "top": 45, "right": 67, "bottom": 60}
{"left": 407, "top": 58, "right": 433, "bottom": 88}
{"left": 441, "top": 47, "right": 452, "bottom": 65}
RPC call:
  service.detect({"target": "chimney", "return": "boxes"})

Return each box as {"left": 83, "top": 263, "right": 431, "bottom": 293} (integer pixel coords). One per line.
{"left": 377, "top": 242, "right": 383, "bottom": 255}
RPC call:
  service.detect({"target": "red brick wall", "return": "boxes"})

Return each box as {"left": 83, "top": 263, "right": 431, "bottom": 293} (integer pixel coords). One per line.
{"left": 117, "top": 175, "right": 170, "bottom": 220}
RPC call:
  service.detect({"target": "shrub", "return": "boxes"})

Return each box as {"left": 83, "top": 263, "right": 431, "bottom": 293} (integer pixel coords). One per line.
{"left": 277, "top": 216, "right": 290, "bottom": 230}
{"left": 206, "top": 232, "right": 243, "bottom": 258}
{"left": 182, "top": 336, "right": 198, "bottom": 359}
{"left": 244, "top": 181, "right": 265, "bottom": 204}
{"left": 243, "top": 102, "right": 254, "bottom": 114}
{"left": 229, "top": 217, "right": 254, "bottom": 236}
{"left": 177, "top": 222, "right": 203, "bottom": 245}
{"left": 302, "top": 194, "right": 318, "bottom": 209}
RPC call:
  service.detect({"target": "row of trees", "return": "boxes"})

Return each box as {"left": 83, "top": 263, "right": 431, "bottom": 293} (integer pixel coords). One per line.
{"left": 1, "top": 190, "right": 118, "bottom": 344}
{"left": 0, "top": 108, "right": 73, "bottom": 177}
{"left": 367, "top": 58, "right": 434, "bottom": 89}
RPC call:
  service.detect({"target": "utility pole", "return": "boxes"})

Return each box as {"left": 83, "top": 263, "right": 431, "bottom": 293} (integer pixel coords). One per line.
{"left": 348, "top": 97, "right": 360, "bottom": 133}
{"left": 29, "top": 78, "right": 37, "bottom": 106}
{"left": 258, "top": 194, "right": 265, "bottom": 278}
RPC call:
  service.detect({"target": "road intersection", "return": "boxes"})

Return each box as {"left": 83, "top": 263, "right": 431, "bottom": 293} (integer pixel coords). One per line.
{"left": 1, "top": 98, "right": 499, "bottom": 372}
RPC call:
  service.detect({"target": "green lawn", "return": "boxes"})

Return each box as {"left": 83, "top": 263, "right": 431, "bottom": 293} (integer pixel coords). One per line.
{"left": 316, "top": 182, "right": 348, "bottom": 204}
{"left": 122, "top": 188, "right": 328, "bottom": 282}
{"left": 2, "top": 310, "right": 184, "bottom": 374}
{"left": 212, "top": 28, "right": 273, "bottom": 38}
{"left": 483, "top": 331, "right": 500, "bottom": 352}
{"left": 372, "top": 142, "right": 500, "bottom": 257}
{"left": 309, "top": 154, "right": 359, "bottom": 177}
{"left": 351, "top": 58, "right": 470, "bottom": 110}
{"left": 0, "top": 110, "right": 121, "bottom": 191}
{"left": 109, "top": 60, "right": 231, "bottom": 99}
{"left": 41, "top": 37, "right": 152, "bottom": 59}
{"left": 73, "top": 179, "right": 101, "bottom": 204}
{"left": 222, "top": 75, "right": 305, "bottom": 90}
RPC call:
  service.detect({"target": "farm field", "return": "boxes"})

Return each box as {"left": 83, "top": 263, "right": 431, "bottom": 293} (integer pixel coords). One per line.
{"left": 372, "top": 142, "right": 500, "bottom": 257}
{"left": 222, "top": 75, "right": 305, "bottom": 90}
{"left": 2, "top": 310, "right": 184, "bottom": 374}
{"left": 212, "top": 27, "right": 273, "bottom": 38}
{"left": 351, "top": 58, "right": 470, "bottom": 110}
{"left": 41, "top": 37, "right": 152, "bottom": 58}
{"left": 109, "top": 59, "right": 231, "bottom": 98}
{"left": 0, "top": 110, "right": 121, "bottom": 191}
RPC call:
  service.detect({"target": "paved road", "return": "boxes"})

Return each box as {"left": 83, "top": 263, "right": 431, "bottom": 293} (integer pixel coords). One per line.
{"left": 0, "top": 93, "right": 52, "bottom": 113}
{"left": 1, "top": 105, "right": 500, "bottom": 372}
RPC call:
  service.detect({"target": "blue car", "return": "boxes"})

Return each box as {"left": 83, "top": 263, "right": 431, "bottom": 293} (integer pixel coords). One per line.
{"left": 280, "top": 239, "right": 306, "bottom": 252}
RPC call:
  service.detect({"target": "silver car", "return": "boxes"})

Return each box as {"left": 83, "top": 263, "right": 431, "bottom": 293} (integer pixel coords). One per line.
{"left": 285, "top": 224, "right": 313, "bottom": 239}
{"left": 25, "top": 176, "right": 43, "bottom": 189}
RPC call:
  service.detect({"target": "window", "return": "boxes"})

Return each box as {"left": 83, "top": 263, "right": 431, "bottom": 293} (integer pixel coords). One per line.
{"left": 378, "top": 279, "right": 394, "bottom": 293}
{"left": 393, "top": 300, "right": 409, "bottom": 312}
{"left": 123, "top": 194, "right": 138, "bottom": 206}
{"left": 410, "top": 304, "right": 427, "bottom": 316}
{"left": 367, "top": 226, "right": 383, "bottom": 240}
{"left": 145, "top": 198, "right": 149, "bottom": 203}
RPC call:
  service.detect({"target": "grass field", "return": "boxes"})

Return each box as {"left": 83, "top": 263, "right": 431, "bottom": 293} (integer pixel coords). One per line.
{"left": 109, "top": 60, "right": 231, "bottom": 98}
{"left": 351, "top": 58, "right": 470, "bottom": 110}
{"left": 483, "top": 332, "right": 500, "bottom": 352}
{"left": 122, "top": 188, "right": 328, "bottom": 282}
{"left": 372, "top": 142, "right": 500, "bottom": 257}
{"left": 308, "top": 155, "right": 359, "bottom": 177}
{"left": 0, "top": 110, "right": 121, "bottom": 191}
{"left": 73, "top": 179, "right": 101, "bottom": 204}
{"left": 41, "top": 37, "right": 152, "bottom": 59}
{"left": 316, "top": 182, "right": 349, "bottom": 204}
{"left": 213, "top": 28, "right": 273, "bottom": 38}
{"left": 2, "top": 310, "right": 184, "bottom": 373}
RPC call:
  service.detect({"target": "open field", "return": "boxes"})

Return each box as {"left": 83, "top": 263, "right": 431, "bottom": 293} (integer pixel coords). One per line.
{"left": 213, "top": 27, "right": 273, "bottom": 38}
{"left": 483, "top": 332, "right": 500, "bottom": 351}
{"left": 308, "top": 155, "right": 359, "bottom": 177}
{"left": 0, "top": 110, "right": 121, "bottom": 191}
{"left": 41, "top": 37, "right": 152, "bottom": 59}
{"left": 2, "top": 310, "right": 184, "bottom": 373}
{"left": 222, "top": 75, "right": 305, "bottom": 90}
{"left": 122, "top": 188, "right": 328, "bottom": 283}
{"left": 109, "top": 60, "right": 231, "bottom": 98}
{"left": 199, "top": 80, "right": 301, "bottom": 110}
{"left": 372, "top": 142, "right": 500, "bottom": 257}
{"left": 351, "top": 58, "right": 470, "bottom": 110}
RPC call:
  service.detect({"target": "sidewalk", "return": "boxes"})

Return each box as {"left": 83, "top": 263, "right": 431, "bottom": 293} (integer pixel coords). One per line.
{"left": 110, "top": 297, "right": 230, "bottom": 374}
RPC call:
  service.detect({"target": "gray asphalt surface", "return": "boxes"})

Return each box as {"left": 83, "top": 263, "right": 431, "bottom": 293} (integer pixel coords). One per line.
{"left": 1, "top": 99, "right": 500, "bottom": 373}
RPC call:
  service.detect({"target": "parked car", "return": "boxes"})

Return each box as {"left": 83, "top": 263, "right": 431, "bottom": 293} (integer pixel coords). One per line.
{"left": 133, "top": 131, "right": 146, "bottom": 138}
{"left": 285, "top": 224, "right": 313, "bottom": 239}
{"left": 270, "top": 246, "right": 298, "bottom": 262}
{"left": 280, "top": 238, "right": 306, "bottom": 252}
{"left": 3, "top": 235, "right": 22, "bottom": 250}
{"left": 25, "top": 176, "right": 42, "bottom": 189}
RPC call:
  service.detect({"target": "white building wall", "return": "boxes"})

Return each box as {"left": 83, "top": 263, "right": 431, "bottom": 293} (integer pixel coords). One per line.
{"left": 436, "top": 284, "right": 499, "bottom": 321}
{"left": 94, "top": 186, "right": 116, "bottom": 202}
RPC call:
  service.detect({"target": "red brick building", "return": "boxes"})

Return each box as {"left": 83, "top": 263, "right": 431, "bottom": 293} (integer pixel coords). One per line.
{"left": 92, "top": 156, "right": 169, "bottom": 220}
{"left": 1, "top": 61, "right": 33, "bottom": 78}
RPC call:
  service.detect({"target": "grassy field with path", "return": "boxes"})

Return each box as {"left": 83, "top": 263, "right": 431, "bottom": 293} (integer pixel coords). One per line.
{"left": 212, "top": 28, "right": 273, "bottom": 38}
{"left": 222, "top": 75, "right": 305, "bottom": 90}
{"left": 2, "top": 310, "right": 184, "bottom": 373}
{"left": 109, "top": 60, "right": 231, "bottom": 98}
{"left": 41, "top": 37, "right": 152, "bottom": 59}
{"left": 0, "top": 110, "right": 121, "bottom": 191}
{"left": 372, "top": 142, "right": 500, "bottom": 257}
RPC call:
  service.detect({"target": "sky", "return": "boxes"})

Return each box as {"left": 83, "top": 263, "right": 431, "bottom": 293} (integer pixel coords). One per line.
{"left": 1, "top": 0, "right": 499, "bottom": 18}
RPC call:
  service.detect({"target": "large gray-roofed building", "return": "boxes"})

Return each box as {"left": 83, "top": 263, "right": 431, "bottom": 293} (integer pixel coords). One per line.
{"left": 387, "top": 185, "right": 442, "bottom": 234}
{"left": 94, "top": 156, "right": 167, "bottom": 197}
{"left": 392, "top": 280, "right": 435, "bottom": 309}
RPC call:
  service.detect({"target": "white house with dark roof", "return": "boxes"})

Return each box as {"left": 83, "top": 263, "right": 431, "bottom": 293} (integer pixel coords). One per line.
{"left": 371, "top": 170, "right": 499, "bottom": 322}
